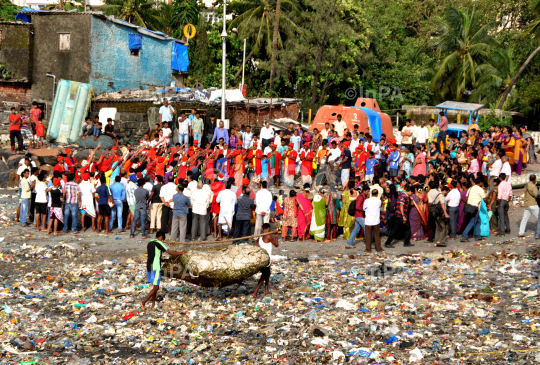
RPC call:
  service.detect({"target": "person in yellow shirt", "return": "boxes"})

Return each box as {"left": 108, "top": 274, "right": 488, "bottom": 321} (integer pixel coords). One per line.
{"left": 468, "top": 117, "right": 479, "bottom": 134}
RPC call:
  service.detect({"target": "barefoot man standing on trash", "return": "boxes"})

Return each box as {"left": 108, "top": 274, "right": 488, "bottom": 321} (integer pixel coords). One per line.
{"left": 141, "top": 231, "right": 186, "bottom": 310}
{"left": 252, "top": 223, "right": 279, "bottom": 298}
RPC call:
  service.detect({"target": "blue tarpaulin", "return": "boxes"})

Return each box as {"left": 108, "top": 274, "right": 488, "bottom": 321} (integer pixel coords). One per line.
{"left": 128, "top": 34, "right": 142, "bottom": 51}
{"left": 171, "top": 43, "right": 189, "bottom": 72}
{"left": 354, "top": 107, "right": 383, "bottom": 142}
{"left": 15, "top": 7, "right": 37, "bottom": 23}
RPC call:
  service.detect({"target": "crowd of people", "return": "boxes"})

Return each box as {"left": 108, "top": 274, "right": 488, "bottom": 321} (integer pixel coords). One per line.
{"left": 12, "top": 105, "right": 540, "bottom": 254}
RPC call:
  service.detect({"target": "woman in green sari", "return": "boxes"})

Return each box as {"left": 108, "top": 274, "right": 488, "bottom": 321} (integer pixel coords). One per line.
{"left": 310, "top": 188, "right": 327, "bottom": 242}
{"left": 338, "top": 181, "right": 358, "bottom": 240}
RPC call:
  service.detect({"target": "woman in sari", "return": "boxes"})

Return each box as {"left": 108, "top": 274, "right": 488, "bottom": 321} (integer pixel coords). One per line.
{"left": 231, "top": 146, "right": 247, "bottom": 188}
{"left": 324, "top": 186, "right": 340, "bottom": 243}
{"left": 338, "top": 181, "right": 358, "bottom": 240}
{"left": 412, "top": 146, "right": 426, "bottom": 177}
{"left": 501, "top": 126, "right": 515, "bottom": 166}
{"left": 310, "top": 188, "right": 327, "bottom": 242}
{"left": 283, "top": 144, "right": 297, "bottom": 188}
{"left": 281, "top": 190, "right": 298, "bottom": 241}
{"left": 409, "top": 185, "right": 427, "bottom": 240}
{"left": 513, "top": 129, "right": 528, "bottom": 175}
{"left": 402, "top": 146, "right": 414, "bottom": 178}
{"left": 521, "top": 125, "right": 537, "bottom": 164}
{"left": 312, "top": 128, "right": 323, "bottom": 153}
{"left": 297, "top": 185, "right": 313, "bottom": 242}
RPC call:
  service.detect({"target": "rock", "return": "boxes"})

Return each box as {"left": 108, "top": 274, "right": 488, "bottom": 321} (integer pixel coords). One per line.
{"left": 7, "top": 171, "right": 17, "bottom": 188}
{"left": 0, "top": 159, "right": 7, "bottom": 171}
{"left": 147, "top": 107, "right": 160, "bottom": 132}
{"left": 291, "top": 285, "right": 312, "bottom": 293}
{"left": 78, "top": 135, "right": 115, "bottom": 150}
{"left": 39, "top": 164, "right": 54, "bottom": 175}
{"left": 6, "top": 155, "right": 20, "bottom": 170}
{"left": 0, "top": 171, "right": 10, "bottom": 188}
{"left": 73, "top": 149, "right": 90, "bottom": 162}
{"left": 31, "top": 147, "right": 63, "bottom": 166}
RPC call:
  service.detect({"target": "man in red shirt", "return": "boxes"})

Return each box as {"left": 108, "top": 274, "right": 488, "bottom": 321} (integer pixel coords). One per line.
{"left": 9, "top": 107, "right": 24, "bottom": 154}
{"left": 270, "top": 144, "right": 282, "bottom": 187}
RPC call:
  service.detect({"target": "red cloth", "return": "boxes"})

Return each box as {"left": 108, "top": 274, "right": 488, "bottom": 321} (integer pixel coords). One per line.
{"left": 300, "top": 150, "right": 314, "bottom": 175}
{"left": 9, "top": 114, "right": 21, "bottom": 132}
{"left": 284, "top": 150, "right": 297, "bottom": 175}
{"left": 156, "top": 160, "right": 167, "bottom": 178}
{"left": 35, "top": 123, "right": 45, "bottom": 137}
{"left": 248, "top": 149, "right": 262, "bottom": 175}
{"left": 54, "top": 164, "right": 65, "bottom": 173}
{"left": 178, "top": 164, "right": 187, "bottom": 180}
{"left": 99, "top": 156, "right": 112, "bottom": 172}
{"left": 356, "top": 151, "right": 368, "bottom": 172}
{"left": 210, "top": 181, "right": 225, "bottom": 214}
{"left": 65, "top": 156, "right": 78, "bottom": 174}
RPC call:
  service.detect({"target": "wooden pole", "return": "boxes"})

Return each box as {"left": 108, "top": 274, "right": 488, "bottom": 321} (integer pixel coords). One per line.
{"left": 164, "top": 229, "right": 279, "bottom": 246}
{"left": 308, "top": 109, "right": 312, "bottom": 124}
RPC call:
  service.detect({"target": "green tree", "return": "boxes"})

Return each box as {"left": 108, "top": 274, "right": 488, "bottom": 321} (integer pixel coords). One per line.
{"left": 171, "top": 0, "right": 201, "bottom": 38}
{"left": 273, "top": 0, "right": 369, "bottom": 112}
{"left": 188, "top": 16, "right": 214, "bottom": 85}
{"left": 228, "top": 0, "right": 299, "bottom": 81}
{"left": 472, "top": 48, "right": 517, "bottom": 109}
{"left": 0, "top": 0, "right": 21, "bottom": 22}
{"left": 102, "top": 0, "right": 164, "bottom": 30}
{"left": 420, "top": 6, "right": 498, "bottom": 102}
{"left": 42, "top": 0, "right": 84, "bottom": 11}
{"left": 497, "top": 0, "right": 540, "bottom": 108}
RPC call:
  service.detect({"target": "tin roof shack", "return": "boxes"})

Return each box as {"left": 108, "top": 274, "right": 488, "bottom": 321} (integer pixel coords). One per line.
{"left": 0, "top": 22, "right": 33, "bottom": 135}
{"left": 20, "top": 11, "right": 188, "bottom": 115}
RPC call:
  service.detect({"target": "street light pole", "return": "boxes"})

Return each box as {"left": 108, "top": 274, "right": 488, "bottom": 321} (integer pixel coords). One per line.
{"left": 241, "top": 38, "right": 246, "bottom": 91}
{"left": 221, "top": 0, "right": 227, "bottom": 124}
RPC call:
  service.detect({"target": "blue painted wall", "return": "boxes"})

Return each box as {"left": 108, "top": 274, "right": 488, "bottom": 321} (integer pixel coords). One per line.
{"left": 89, "top": 17, "right": 175, "bottom": 94}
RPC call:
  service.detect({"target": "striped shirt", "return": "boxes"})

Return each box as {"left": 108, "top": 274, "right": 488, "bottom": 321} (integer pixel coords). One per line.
{"left": 466, "top": 185, "right": 487, "bottom": 208}
{"left": 63, "top": 181, "right": 81, "bottom": 204}
{"left": 396, "top": 192, "right": 409, "bottom": 220}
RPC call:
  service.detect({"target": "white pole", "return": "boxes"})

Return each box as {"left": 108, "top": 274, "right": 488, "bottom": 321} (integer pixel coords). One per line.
{"left": 241, "top": 38, "right": 246, "bottom": 91}
{"left": 221, "top": 0, "right": 227, "bottom": 123}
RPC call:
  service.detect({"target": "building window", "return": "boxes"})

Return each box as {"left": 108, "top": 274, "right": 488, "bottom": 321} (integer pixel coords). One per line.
{"left": 59, "top": 33, "right": 70, "bottom": 51}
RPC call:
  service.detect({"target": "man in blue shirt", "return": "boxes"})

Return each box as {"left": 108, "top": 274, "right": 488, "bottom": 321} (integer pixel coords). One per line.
{"left": 170, "top": 185, "right": 191, "bottom": 242}
{"left": 387, "top": 144, "right": 401, "bottom": 177}
{"left": 365, "top": 151, "right": 379, "bottom": 184}
{"left": 109, "top": 176, "right": 126, "bottom": 232}
{"left": 211, "top": 121, "right": 229, "bottom": 145}
{"left": 96, "top": 175, "right": 112, "bottom": 234}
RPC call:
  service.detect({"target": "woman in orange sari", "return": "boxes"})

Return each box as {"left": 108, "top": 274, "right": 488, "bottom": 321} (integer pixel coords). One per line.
{"left": 501, "top": 126, "right": 515, "bottom": 166}
{"left": 513, "top": 129, "right": 528, "bottom": 175}
{"left": 231, "top": 144, "right": 247, "bottom": 188}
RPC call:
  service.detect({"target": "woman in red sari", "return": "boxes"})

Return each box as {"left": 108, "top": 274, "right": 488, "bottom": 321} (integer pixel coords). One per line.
{"left": 296, "top": 184, "right": 313, "bottom": 242}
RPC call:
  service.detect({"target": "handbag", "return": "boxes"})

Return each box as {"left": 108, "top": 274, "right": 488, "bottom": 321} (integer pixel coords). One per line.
{"left": 463, "top": 189, "right": 479, "bottom": 215}
{"left": 428, "top": 193, "right": 443, "bottom": 217}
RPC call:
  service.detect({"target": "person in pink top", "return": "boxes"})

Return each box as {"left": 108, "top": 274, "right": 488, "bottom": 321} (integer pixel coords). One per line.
{"left": 496, "top": 172, "right": 512, "bottom": 237}
{"left": 437, "top": 111, "right": 449, "bottom": 151}
{"left": 467, "top": 151, "right": 480, "bottom": 178}
{"left": 412, "top": 146, "right": 426, "bottom": 177}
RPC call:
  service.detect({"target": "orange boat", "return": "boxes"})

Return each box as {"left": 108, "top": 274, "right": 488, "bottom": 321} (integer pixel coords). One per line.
{"left": 310, "top": 98, "right": 394, "bottom": 142}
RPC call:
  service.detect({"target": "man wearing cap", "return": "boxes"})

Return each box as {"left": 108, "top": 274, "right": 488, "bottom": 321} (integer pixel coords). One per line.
{"left": 353, "top": 145, "right": 368, "bottom": 182}
{"left": 54, "top": 155, "right": 66, "bottom": 174}
{"left": 159, "top": 98, "right": 174, "bottom": 127}
{"left": 283, "top": 143, "right": 298, "bottom": 188}
{"left": 247, "top": 143, "right": 263, "bottom": 185}
{"left": 260, "top": 121, "right": 275, "bottom": 152}
{"left": 64, "top": 149, "right": 79, "bottom": 175}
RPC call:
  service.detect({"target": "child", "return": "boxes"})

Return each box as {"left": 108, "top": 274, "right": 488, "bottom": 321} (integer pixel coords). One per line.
{"left": 245, "top": 161, "right": 255, "bottom": 182}
{"left": 46, "top": 177, "right": 63, "bottom": 236}
{"left": 162, "top": 122, "right": 172, "bottom": 145}
{"left": 82, "top": 117, "right": 93, "bottom": 139}
{"left": 252, "top": 223, "right": 279, "bottom": 298}
{"left": 29, "top": 102, "right": 42, "bottom": 146}
{"left": 19, "top": 108, "right": 33, "bottom": 148}
{"left": 140, "top": 231, "right": 186, "bottom": 311}
{"left": 35, "top": 119, "right": 45, "bottom": 149}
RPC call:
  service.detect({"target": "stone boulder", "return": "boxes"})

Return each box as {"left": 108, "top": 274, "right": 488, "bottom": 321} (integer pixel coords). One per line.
{"left": 0, "top": 159, "right": 7, "bottom": 171}
{"left": 0, "top": 171, "right": 10, "bottom": 188}
{"left": 38, "top": 164, "right": 54, "bottom": 176}
{"left": 78, "top": 135, "right": 115, "bottom": 150}
{"left": 6, "top": 155, "right": 21, "bottom": 170}
{"left": 73, "top": 149, "right": 90, "bottom": 162}
{"left": 31, "top": 147, "right": 63, "bottom": 166}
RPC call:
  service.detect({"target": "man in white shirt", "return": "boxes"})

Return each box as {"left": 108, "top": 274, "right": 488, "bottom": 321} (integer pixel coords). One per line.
{"left": 162, "top": 122, "right": 172, "bottom": 144}
{"left": 415, "top": 120, "right": 429, "bottom": 146}
{"left": 501, "top": 155, "right": 512, "bottom": 185}
{"left": 333, "top": 114, "right": 347, "bottom": 138}
{"left": 241, "top": 126, "right": 254, "bottom": 149}
{"left": 260, "top": 121, "right": 275, "bottom": 151}
{"left": 254, "top": 181, "right": 273, "bottom": 236}
{"left": 177, "top": 113, "right": 191, "bottom": 145}
{"left": 445, "top": 180, "right": 461, "bottom": 239}
{"left": 363, "top": 189, "right": 382, "bottom": 252}
{"left": 349, "top": 132, "right": 360, "bottom": 152}
{"left": 190, "top": 181, "right": 212, "bottom": 241}
{"left": 159, "top": 180, "right": 177, "bottom": 233}
{"left": 461, "top": 177, "right": 487, "bottom": 241}
{"left": 320, "top": 123, "right": 331, "bottom": 140}
{"left": 159, "top": 98, "right": 174, "bottom": 127}
{"left": 216, "top": 180, "right": 238, "bottom": 239}
{"left": 326, "top": 141, "right": 342, "bottom": 186}
{"left": 410, "top": 120, "right": 418, "bottom": 144}
{"left": 489, "top": 152, "right": 503, "bottom": 188}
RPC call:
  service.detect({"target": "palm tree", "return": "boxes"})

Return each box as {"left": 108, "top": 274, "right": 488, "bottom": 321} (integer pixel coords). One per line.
{"left": 421, "top": 6, "right": 498, "bottom": 101}
{"left": 42, "top": 0, "right": 84, "bottom": 11}
{"left": 497, "top": 0, "right": 540, "bottom": 109}
{"left": 228, "top": 0, "right": 299, "bottom": 81}
{"left": 472, "top": 48, "right": 517, "bottom": 109}
{"left": 102, "top": 0, "right": 164, "bottom": 30}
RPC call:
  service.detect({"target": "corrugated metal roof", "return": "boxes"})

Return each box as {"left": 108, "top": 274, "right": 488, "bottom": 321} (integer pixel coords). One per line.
{"left": 18, "top": 10, "right": 186, "bottom": 44}
{"left": 435, "top": 101, "right": 484, "bottom": 112}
